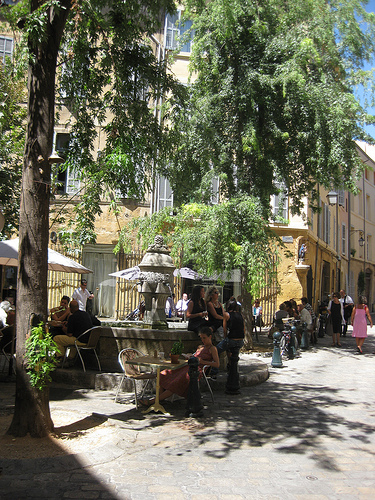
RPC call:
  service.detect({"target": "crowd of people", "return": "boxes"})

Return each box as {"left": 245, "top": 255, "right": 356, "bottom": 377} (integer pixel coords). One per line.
{"left": 271, "top": 289, "right": 373, "bottom": 354}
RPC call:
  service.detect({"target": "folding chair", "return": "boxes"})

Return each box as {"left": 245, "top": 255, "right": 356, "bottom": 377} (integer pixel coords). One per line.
{"left": 62, "top": 326, "right": 102, "bottom": 372}
{"left": 115, "top": 348, "right": 156, "bottom": 408}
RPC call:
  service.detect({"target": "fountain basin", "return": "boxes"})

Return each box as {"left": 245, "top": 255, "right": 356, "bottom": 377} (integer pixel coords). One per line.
{"left": 95, "top": 326, "right": 201, "bottom": 372}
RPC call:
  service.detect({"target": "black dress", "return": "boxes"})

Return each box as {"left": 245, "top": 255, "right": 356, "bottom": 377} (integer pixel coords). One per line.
{"left": 188, "top": 300, "right": 207, "bottom": 333}
{"left": 330, "top": 302, "right": 342, "bottom": 334}
{"left": 207, "top": 303, "right": 223, "bottom": 332}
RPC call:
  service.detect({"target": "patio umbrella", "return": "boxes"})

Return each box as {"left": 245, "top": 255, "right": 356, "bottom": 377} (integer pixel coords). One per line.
{"left": 173, "top": 267, "right": 200, "bottom": 280}
{"left": 0, "top": 238, "right": 93, "bottom": 274}
{"left": 109, "top": 265, "right": 141, "bottom": 280}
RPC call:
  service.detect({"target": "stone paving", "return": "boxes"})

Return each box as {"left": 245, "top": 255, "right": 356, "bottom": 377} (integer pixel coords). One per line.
{"left": 1, "top": 326, "right": 375, "bottom": 499}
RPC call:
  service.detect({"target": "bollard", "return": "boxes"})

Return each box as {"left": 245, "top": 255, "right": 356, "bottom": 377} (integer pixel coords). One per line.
{"left": 271, "top": 331, "right": 283, "bottom": 367}
{"left": 300, "top": 321, "right": 309, "bottom": 350}
{"left": 225, "top": 345, "right": 241, "bottom": 395}
{"left": 289, "top": 326, "right": 297, "bottom": 359}
{"left": 185, "top": 356, "right": 203, "bottom": 417}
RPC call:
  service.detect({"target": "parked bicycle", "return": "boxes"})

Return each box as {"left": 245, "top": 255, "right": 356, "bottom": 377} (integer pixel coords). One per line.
{"left": 279, "top": 319, "right": 299, "bottom": 359}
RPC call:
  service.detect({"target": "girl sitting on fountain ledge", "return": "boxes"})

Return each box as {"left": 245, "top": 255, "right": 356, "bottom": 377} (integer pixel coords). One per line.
{"left": 187, "top": 285, "right": 209, "bottom": 334}
{"left": 139, "top": 327, "right": 219, "bottom": 407}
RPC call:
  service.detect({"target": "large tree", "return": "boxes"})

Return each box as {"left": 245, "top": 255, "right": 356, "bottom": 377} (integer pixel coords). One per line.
{"left": 4, "top": 0, "right": 178, "bottom": 438}
{"left": 167, "top": 0, "right": 375, "bottom": 212}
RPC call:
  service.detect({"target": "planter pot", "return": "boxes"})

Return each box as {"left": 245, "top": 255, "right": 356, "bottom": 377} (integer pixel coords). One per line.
{"left": 170, "top": 354, "right": 180, "bottom": 364}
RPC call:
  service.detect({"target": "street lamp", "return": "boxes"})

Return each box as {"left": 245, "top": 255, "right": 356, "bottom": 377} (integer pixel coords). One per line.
{"left": 358, "top": 233, "right": 365, "bottom": 247}
{"left": 326, "top": 191, "right": 338, "bottom": 206}
{"left": 326, "top": 191, "right": 340, "bottom": 290}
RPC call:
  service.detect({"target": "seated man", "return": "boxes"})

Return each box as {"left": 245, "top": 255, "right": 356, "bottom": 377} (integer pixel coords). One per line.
{"left": 54, "top": 300, "right": 93, "bottom": 363}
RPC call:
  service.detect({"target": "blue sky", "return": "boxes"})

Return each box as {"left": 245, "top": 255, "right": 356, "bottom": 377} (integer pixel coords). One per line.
{"left": 357, "top": 0, "right": 375, "bottom": 140}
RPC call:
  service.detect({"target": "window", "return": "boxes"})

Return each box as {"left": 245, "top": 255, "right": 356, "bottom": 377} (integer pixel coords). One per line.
{"left": 358, "top": 189, "right": 363, "bottom": 216}
{"left": 323, "top": 204, "right": 330, "bottom": 245}
{"left": 0, "top": 36, "right": 13, "bottom": 63}
{"left": 366, "top": 195, "right": 371, "bottom": 220}
{"left": 156, "top": 176, "right": 173, "bottom": 211}
{"left": 367, "top": 235, "right": 372, "bottom": 261}
{"left": 338, "top": 189, "right": 345, "bottom": 207}
{"left": 317, "top": 200, "right": 322, "bottom": 239}
{"left": 52, "top": 133, "right": 80, "bottom": 195}
{"left": 270, "top": 181, "right": 288, "bottom": 222}
{"left": 165, "top": 11, "right": 194, "bottom": 53}
{"left": 341, "top": 223, "right": 346, "bottom": 255}
{"left": 333, "top": 215, "right": 340, "bottom": 251}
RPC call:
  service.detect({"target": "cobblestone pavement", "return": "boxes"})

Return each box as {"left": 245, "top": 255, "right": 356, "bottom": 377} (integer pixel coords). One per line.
{"left": 1, "top": 326, "right": 375, "bottom": 499}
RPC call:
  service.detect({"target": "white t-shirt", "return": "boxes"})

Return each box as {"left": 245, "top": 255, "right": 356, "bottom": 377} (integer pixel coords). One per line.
{"left": 299, "top": 307, "right": 312, "bottom": 327}
{"left": 340, "top": 294, "right": 354, "bottom": 305}
{"left": 176, "top": 298, "right": 189, "bottom": 313}
{"left": 72, "top": 287, "right": 91, "bottom": 311}
{"left": 0, "top": 307, "right": 8, "bottom": 328}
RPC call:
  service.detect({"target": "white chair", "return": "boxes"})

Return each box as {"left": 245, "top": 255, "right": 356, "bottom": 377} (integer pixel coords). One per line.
{"left": 115, "top": 348, "right": 156, "bottom": 408}
{"left": 202, "top": 365, "right": 215, "bottom": 403}
{"left": 62, "top": 326, "right": 102, "bottom": 372}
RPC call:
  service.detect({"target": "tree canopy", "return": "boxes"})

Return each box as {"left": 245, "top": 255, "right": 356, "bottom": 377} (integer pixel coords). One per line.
{"left": 0, "top": 30, "right": 27, "bottom": 237}
{"left": 117, "top": 195, "right": 279, "bottom": 297}
{"left": 167, "top": 0, "right": 375, "bottom": 214}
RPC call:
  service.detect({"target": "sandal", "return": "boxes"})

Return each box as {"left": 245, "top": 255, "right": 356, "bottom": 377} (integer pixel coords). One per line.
{"left": 138, "top": 398, "right": 152, "bottom": 407}
{"left": 331, "top": 343, "right": 336, "bottom": 347}
{"left": 336, "top": 343, "right": 342, "bottom": 347}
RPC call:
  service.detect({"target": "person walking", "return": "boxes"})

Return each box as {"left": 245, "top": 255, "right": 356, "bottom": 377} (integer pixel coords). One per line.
{"left": 351, "top": 296, "right": 373, "bottom": 354}
{"left": 327, "top": 292, "right": 344, "bottom": 347}
{"left": 340, "top": 289, "right": 354, "bottom": 336}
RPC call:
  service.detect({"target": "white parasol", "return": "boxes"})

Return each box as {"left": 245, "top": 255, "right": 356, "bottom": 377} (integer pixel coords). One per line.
{"left": 109, "top": 265, "right": 141, "bottom": 280}
{"left": 0, "top": 238, "right": 93, "bottom": 274}
{"left": 173, "top": 267, "right": 201, "bottom": 280}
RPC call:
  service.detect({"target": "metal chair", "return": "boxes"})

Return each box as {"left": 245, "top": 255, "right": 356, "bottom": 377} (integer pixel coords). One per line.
{"left": 0, "top": 325, "right": 16, "bottom": 374}
{"left": 202, "top": 365, "right": 215, "bottom": 403}
{"left": 62, "top": 326, "right": 102, "bottom": 372}
{"left": 115, "top": 348, "right": 156, "bottom": 408}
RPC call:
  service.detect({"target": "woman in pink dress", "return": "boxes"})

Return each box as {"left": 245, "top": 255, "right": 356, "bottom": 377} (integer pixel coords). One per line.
{"left": 141, "top": 327, "right": 219, "bottom": 406}
{"left": 351, "top": 296, "right": 373, "bottom": 354}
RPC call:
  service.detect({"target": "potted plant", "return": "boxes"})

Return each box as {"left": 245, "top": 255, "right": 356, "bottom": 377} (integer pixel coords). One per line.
{"left": 170, "top": 339, "right": 184, "bottom": 364}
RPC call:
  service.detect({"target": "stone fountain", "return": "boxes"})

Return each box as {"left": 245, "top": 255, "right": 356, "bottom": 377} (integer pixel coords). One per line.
{"left": 137, "top": 235, "right": 175, "bottom": 328}
{"left": 56, "top": 235, "right": 201, "bottom": 375}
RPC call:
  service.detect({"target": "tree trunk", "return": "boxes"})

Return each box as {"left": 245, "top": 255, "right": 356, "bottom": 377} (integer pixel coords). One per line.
{"left": 7, "top": 2, "right": 71, "bottom": 438}
{"left": 241, "top": 267, "right": 253, "bottom": 350}
{"left": 7, "top": 369, "right": 53, "bottom": 437}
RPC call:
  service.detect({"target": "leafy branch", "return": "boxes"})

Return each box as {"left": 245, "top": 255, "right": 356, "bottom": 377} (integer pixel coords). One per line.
{"left": 25, "top": 322, "right": 59, "bottom": 391}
